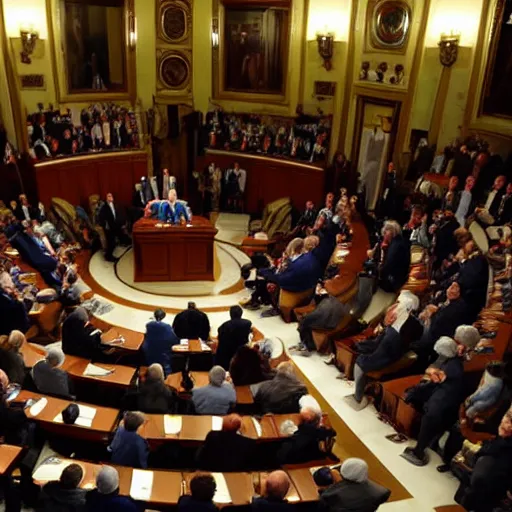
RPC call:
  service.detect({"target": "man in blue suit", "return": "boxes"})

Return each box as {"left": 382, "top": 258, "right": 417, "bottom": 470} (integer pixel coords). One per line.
{"left": 161, "top": 189, "right": 188, "bottom": 224}
{"left": 258, "top": 238, "right": 322, "bottom": 317}
{"left": 141, "top": 308, "right": 179, "bottom": 376}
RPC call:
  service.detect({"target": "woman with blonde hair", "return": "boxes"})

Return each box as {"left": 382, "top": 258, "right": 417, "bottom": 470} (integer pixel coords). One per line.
{"left": 0, "top": 330, "right": 26, "bottom": 384}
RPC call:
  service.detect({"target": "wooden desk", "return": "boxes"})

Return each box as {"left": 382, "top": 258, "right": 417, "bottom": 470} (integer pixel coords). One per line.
{"left": 286, "top": 467, "right": 321, "bottom": 502}
{"left": 0, "top": 445, "right": 23, "bottom": 475}
{"left": 132, "top": 218, "right": 217, "bottom": 282}
{"left": 21, "top": 343, "right": 137, "bottom": 389}
{"left": 15, "top": 390, "right": 119, "bottom": 442}
{"left": 166, "top": 371, "right": 254, "bottom": 405}
{"left": 172, "top": 339, "right": 213, "bottom": 354}
{"left": 140, "top": 413, "right": 280, "bottom": 444}
{"left": 100, "top": 326, "right": 144, "bottom": 353}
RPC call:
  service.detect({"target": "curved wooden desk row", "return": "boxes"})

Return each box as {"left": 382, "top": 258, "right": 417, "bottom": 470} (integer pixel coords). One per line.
{"left": 32, "top": 457, "right": 322, "bottom": 507}
{"left": 13, "top": 390, "right": 332, "bottom": 447}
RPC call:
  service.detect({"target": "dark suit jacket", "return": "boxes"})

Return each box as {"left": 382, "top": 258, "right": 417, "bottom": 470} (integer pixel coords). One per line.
{"left": 177, "top": 496, "right": 218, "bottom": 512}
{"left": 458, "top": 255, "right": 489, "bottom": 321}
{"left": 378, "top": 235, "right": 410, "bottom": 293}
{"left": 355, "top": 326, "right": 404, "bottom": 373}
{"left": 132, "top": 189, "right": 147, "bottom": 209}
{"left": 196, "top": 430, "right": 255, "bottom": 471}
{"left": 486, "top": 189, "right": 505, "bottom": 217}
{"left": 14, "top": 204, "right": 38, "bottom": 222}
{"left": 259, "top": 252, "right": 321, "bottom": 292}
{"left": 215, "top": 318, "right": 252, "bottom": 370}
{"left": 251, "top": 497, "right": 293, "bottom": 511}
{"left": 98, "top": 202, "right": 125, "bottom": 231}
{"left": 172, "top": 307, "right": 211, "bottom": 340}
{"left": 319, "top": 479, "right": 391, "bottom": 512}
{"left": 276, "top": 423, "right": 336, "bottom": 465}
{"left": 496, "top": 194, "right": 512, "bottom": 224}
{"left": 0, "top": 292, "right": 29, "bottom": 335}
{"left": 142, "top": 320, "right": 180, "bottom": 376}
{"left": 441, "top": 190, "right": 461, "bottom": 213}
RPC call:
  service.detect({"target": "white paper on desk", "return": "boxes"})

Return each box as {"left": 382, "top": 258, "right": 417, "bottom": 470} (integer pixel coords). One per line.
{"left": 180, "top": 338, "right": 189, "bottom": 345}
{"left": 53, "top": 405, "right": 96, "bottom": 427}
{"left": 33, "top": 460, "right": 73, "bottom": 482}
{"left": 130, "top": 469, "right": 153, "bottom": 501}
{"left": 251, "top": 417, "right": 262, "bottom": 438}
{"left": 29, "top": 397, "right": 47, "bottom": 417}
{"left": 78, "top": 405, "right": 97, "bottom": 420}
{"left": 211, "top": 416, "right": 223, "bottom": 431}
{"left": 212, "top": 472, "right": 231, "bottom": 504}
{"left": 200, "top": 342, "right": 211, "bottom": 352}
{"left": 164, "top": 415, "right": 182, "bottom": 434}
{"left": 83, "top": 363, "right": 112, "bottom": 377}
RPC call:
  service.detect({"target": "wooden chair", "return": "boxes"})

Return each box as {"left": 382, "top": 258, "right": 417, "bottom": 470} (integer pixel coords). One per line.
{"left": 279, "top": 287, "right": 315, "bottom": 323}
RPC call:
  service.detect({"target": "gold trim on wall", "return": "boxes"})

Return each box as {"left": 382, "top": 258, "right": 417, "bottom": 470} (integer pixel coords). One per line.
{"left": 158, "top": 0, "right": 192, "bottom": 45}
{"left": 46, "top": 0, "right": 137, "bottom": 104}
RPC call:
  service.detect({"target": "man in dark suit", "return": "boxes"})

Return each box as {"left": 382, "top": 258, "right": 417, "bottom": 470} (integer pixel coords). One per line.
{"left": 376, "top": 221, "right": 411, "bottom": 293}
{"left": 98, "top": 192, "right": 130, "bottom": 262}
{"left": 319, "top": 458, "right": 390, "bottom": 512}
{"left": 0, "top": 285, "right": 29, "bottom": 335}
{"left": 141, "top": 309, "right": 179, "bottom": 376}
{"left": 172, "top": 301, "right": 211, "bottom": 340}
{"left": 495, "top": 181, "right": 512, "bottom": 225}
{"left": 440, "top": 176, "right": 461, "bottom": 212}
{"left": 196, "top": 414, "right": 255, "bottom": 471}
{"left": 251, "top": 470, "right": 293, "bottom": 511}
{"left": 481, "top": 175, "right": 507, "bottom": 219}
{"left": 215, "top": 305, "right": 252, "bottom": 370}
{"left": 14, "top": 194, "right": 38, "bottom": 223}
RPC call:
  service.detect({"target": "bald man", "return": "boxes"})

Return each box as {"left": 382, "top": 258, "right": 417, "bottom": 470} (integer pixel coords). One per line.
{"left": 252, "top": 470, "right": 293, "bottom": 510}
{"left": 276, "top": 407, "right": 336, "bottom": 465}
{"left": 196, "top": 414, "right": 256, "bottom": 472}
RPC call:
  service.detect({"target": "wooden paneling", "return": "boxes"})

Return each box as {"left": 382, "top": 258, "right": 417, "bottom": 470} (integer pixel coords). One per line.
{"left": 196, "top": 149, "right": 325, "bottom": 214}
{"left": 34, "top": 151, "right": 149, "bottom": 209}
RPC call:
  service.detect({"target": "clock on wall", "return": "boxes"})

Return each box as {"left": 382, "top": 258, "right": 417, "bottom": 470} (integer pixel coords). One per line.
{"left": 159, "top": 52, "right": 190, "bottom": 90}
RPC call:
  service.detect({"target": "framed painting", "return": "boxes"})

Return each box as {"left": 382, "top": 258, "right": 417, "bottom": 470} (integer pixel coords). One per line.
{"left": 480, "top": 0, "right": 512, "bottom": 119}
{"left": 212, "top": 0, "right": 291, "bottom": 103}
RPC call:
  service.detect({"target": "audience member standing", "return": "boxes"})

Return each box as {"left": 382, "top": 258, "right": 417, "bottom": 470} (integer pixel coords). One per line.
{"left": 215, "top": 306, "right": 252, "bottom": 370}
{"left": 98, "top": 192, "right": 129, "bottom": 262}
{"left": 142, "top": 308, "right": 179, "bottom": 376}
{"left": 172, "top": 301, "right": 211, "bottom": 340}
{"left": 108, "top": 411, "right": 149, "bottom": 469}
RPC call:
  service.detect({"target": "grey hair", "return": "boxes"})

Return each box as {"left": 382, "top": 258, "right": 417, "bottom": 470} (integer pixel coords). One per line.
{"left": 285, "top": 238, "right": 304, "bottom": 257}
{"left": 381, "top": 220, "right": 402, "bottom": 238}
{"left": 454, "top": 325, "right": 480, "bottom": 349}
{"left": 209, "top": 365, "right": 226, "bottom": 387}
{"left": 276, "top": 361, "right": 295, "bottom": 377}
{"left": 434, "top": 336, "right": 458, "bottom": 359}
{"left": 47, "top": 347, "right": 65, "bottom": 367}
{"left": 147, "top": 363, "right": 164, "bottom": 381}
{"left": 340, "top": 458, "right": 369, "bottom": 483}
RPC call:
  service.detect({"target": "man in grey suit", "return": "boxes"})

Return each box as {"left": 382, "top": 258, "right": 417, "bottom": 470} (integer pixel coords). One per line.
{"left": 319, "top": 458, "right": 390, "bottom": 512}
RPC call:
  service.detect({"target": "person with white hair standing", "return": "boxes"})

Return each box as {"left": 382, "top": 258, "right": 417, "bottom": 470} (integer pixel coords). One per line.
{"left": 85, "top": 465, "right": 137, "bottom": 511}
{"left": 402, "top": 325, "right": 480, "bottom": 466}
{"left": 192, "top": 365, "right": 236, "bottom": 415}
{"left": 319, "top": 458, "right": 391, "bottom": 511}
{"left": 32, "top": 347, "right": 71, "bottom": 398}
{"left": 345, "top": 292, "right": 420, "bottom": 411}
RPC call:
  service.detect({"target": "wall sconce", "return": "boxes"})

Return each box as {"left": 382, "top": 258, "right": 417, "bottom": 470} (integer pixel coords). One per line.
{"left": 438, "top": 32, "right": 460, "bottom": 67}
{"left": 20, "top": 29, "right": 38, "bottom": 64}
{"left": 317, "top": 33, "right": 334, "bottom": 70}
{"left": 212, "top": 18, "right": 219, "bottom": 48}
{"left": 128, "top": 14, "right": 137, "bottom": 50}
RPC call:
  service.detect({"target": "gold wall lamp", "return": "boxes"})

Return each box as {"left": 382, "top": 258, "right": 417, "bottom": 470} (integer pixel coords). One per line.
{"left": 438, "top": 32, "right": 460, "bottom": 67}
{"left": 20, "top": 29, "right": 38, "bottom": 64}
{"left": 317, "top": 33, "right": 334, "bottom": 70}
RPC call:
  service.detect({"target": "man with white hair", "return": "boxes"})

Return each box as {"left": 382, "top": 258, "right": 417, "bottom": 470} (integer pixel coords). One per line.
{"left": 85, "top": 465, "right": 137, "bottom": 510}
{"left": 345, "top": 292, "right": 420, "bottom": 411}
{"left": 319, "top": 458, "right": 391, "bottom": 511}
{"left": 192, "top": 365, "right": 236, "bottom": 415}
{"left": 32, "top": 347, "right": 71, "bottom": 398}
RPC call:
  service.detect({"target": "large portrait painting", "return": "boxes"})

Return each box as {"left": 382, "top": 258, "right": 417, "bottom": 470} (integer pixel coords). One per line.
{"left": 224, "top": 7, "right": 289, "bottom": 94}
{"left": 480, "top": 0, "right": 512, "bottom": 118}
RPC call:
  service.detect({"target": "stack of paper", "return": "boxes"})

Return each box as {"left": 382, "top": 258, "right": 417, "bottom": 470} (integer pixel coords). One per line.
{"left": 29, "top": 397, "right": 48, "bottom": 417}
{"left": 129, "top": 469, "right": 154, "bottom": 501}
{"left": 164, "top": 415, "right": 182, "bottom": 435}
{"left": 54, "top": 404, "right": 97, "bottom": 428}
{"left": 200, "top": 342, "right": 211, "bottom": 352}
{"left": 211, "top": 416, "right": 223, "bottom": 431}
{"left": 212, "top": 473, "right": 231, "bottom": 504}
{"left": 83, "top": 363, "right": 113, "bottom": 377}
{"left": 33, "top": 460, "right": 74, "bottom": 482}
{"left": 180, "top": 339, "right": 189, "bottom": 345}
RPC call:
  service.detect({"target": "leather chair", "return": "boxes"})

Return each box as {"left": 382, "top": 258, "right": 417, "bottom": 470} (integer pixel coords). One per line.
{"left": 279, "top": 287, "right": 315, "bottom": 323}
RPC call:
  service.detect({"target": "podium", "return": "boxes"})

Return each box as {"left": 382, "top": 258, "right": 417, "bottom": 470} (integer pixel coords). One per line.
{"left": 132, "top": 217, "right": 217, "bottom": 282}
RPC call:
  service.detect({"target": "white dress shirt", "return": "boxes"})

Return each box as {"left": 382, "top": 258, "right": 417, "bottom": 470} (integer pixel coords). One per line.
{"left": 108, "top": 202, "right": 116, "bottom": 220}
{"left": 22, "top": 205, "right": 31, "bottom": 221}
{"left": 485, "top": 190, "right": 497, "bottom": 211}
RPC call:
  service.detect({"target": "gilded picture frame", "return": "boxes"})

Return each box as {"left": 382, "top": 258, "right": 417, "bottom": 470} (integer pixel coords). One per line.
{"left": 211, "top": 0, "right": 292, "bottom": 105}
{"left": 47, "top": 0, "right": 137, "bottom": 104}
{"left": 365, "top": 0, "right": 412, "bottom": 54}
{"left": 158, "top": 0, "right": 192, "bottom": 45}
{"left": 156, "top": 49, "right": 192, "bottom": 93}
{"left": 478, "top": 0, "right": 512, "bottom": 119}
